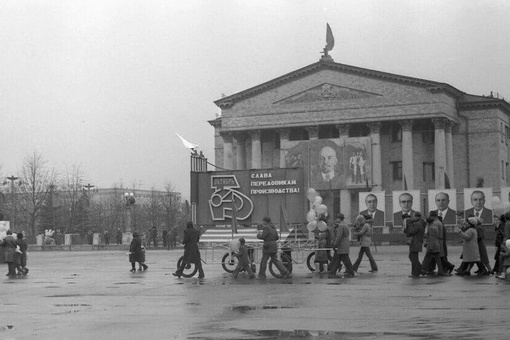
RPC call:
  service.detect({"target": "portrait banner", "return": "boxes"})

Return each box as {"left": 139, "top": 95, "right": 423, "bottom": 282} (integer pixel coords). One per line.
{"left": 285, "top": 137, "right": 372, "bottom": 191}
{"left": 359, "top": 191, "right": 385, "bottom": 226}
{"left": 463, "top": 187, "right": 493, "bottom": 225}
{"left": 392, "top": 190, "right": 421, "bottom": 227}
{"left": 345, "top": 137, "right": 372, "bottom": 189}
{"left": 427, "top": 189, "right": 457, "bottom": 225}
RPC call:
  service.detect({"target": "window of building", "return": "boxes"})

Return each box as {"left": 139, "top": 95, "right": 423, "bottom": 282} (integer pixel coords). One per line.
{"left": 348, "top": 123, "right": 370, "bottom": 137}
{"left": 289, "top": 127, "right": 309, "bottom": 141}
{"left": 390, "top": 161, "right": 402, "bottom": 181}
{"left": 318, "top": 125, "right": 339, "bottom": 139}
{"left": 391, "top": 124, "right": 402, "bottom": 143}
{"left": 422, "top": 131, "right": 434, "bottom": 144}
{"left": 501, "top": 123, "right": 505, "bottom": 143}
{"left": 505, "top": 125, "right": 510, "bottom": 145}
{"left": 502, "top": 160, "right": 505, "bottom": 180}
{"left": 423, "top": 162, "right": 435, "bottom": 182}
{"left": 273, "top": 132, "right": 280, "bottom": 149}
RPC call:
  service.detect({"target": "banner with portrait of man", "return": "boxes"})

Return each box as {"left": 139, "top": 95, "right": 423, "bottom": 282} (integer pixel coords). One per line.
{"left": 359, "top": 191, "right": 385, "bottom": 226}
{"left": 463, "top": 187, "right": 493, "bottom": 225}
{"left": 284, "top": 137, "right": 372, "bottom": 191}
{"left": 427, "top": 189, "right": 457, "bottom": 225}
{"left": 392, "top": 190, "right": 421, "bottom": 227}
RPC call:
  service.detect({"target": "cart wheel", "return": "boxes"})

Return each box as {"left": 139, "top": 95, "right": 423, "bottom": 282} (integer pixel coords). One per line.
{"left": 269, "top": 253, "right": 292, "bottom": 278}
{"left": 221, "top": 252, "right": 239, "bottom": 273}
{"left": 177, "top": 255, "right": 198, "bottom": 278}
{"left": 306, "top": 252, "right": 316, "bottom": 272}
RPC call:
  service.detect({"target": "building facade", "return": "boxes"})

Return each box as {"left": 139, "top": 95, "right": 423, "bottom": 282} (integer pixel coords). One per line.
{"left": 209, "top": 56, "right": 510, "bottom": 224}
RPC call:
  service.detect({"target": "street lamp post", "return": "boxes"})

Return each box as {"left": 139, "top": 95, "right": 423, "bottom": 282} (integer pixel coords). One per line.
{"left": 123, "top": 192, "right": 135, "bottom": 243}
{"left": 6, "top": 175, "right": 19, "bottom": 230}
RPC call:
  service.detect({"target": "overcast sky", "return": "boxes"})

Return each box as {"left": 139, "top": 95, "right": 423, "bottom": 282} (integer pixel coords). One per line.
{"left": 1, "top": 0, "right": 509, "bottom": 197}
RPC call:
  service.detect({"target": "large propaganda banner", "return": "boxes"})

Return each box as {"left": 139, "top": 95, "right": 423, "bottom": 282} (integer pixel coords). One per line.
{"left": 192, "top": 168, "right": 305, "bottom": 226}
{"left": 285, "top": 137, "right": 371, "bottom": 190}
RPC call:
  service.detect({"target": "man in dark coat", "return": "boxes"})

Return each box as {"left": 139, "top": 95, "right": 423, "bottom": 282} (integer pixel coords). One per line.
{"left": 404, "top": 212, "right": 425, "bottom": 277}
{"left": 129, "top": 232, "right": 147, "bottom": 272}
{"left": 256, "top": 216, "right": 291, "bottom": 279}
{"left": 116, "top": 228, "right": 123, "bottom": 245}
{"left": 173, "top": 221, "right": 204, "bottom": 278}
{"left": 151, "top": 226, "right": 158, "bottom": 248}
{"left": 1, "top": 230, "right": 18, "bottom": 277}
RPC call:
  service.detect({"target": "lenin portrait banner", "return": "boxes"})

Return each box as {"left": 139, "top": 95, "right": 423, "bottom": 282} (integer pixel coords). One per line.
{"left": 284, "top": 137, "right": 372, "bottom": 190}
{"left": 193, "top": 168, "right": 304, "bottom": 226}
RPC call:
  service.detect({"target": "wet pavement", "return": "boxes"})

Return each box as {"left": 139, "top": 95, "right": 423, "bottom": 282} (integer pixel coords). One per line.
{"left": 1, "top": 245, "right": 509, "bottom": 339}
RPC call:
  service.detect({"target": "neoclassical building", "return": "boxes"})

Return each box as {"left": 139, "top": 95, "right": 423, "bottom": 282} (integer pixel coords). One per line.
{"left": 209, "top": 55, "right": 510, "bottom": 222}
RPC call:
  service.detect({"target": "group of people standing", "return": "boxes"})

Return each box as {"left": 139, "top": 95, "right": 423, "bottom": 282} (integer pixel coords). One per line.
{"left": 0, "top": 230, "right": 29, "bottom": 277}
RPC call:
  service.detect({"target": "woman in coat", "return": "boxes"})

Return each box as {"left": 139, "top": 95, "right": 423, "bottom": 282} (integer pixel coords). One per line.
{"left": 0, "top": 230, "right": 18, "bottom": 277}
{"left": 352, "top": 215, "right": 378, "bottom": 273}
{"left": 129, "top": 232, "right": 148, "bottom": 272}
{"left": 173, "top": 221, "right": 204, "bottom": 278}
{"left": 456, "top": 217, "right": 480, "bottom": 276}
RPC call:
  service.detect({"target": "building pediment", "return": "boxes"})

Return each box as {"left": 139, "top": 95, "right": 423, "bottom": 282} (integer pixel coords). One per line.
{"left": 275, "top": 83, "right": 381, "bottom": 105}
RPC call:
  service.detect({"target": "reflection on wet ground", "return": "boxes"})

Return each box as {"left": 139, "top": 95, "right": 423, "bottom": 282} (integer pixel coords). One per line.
{"left": 1, "top": 248, "right": 509, "bottom": 339}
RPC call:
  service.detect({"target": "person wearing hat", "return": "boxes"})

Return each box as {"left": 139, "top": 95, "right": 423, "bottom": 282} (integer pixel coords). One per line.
{"left": 454, "top": 217, "right": 480, "bottom": 276}
{"left": 404, "top": 212, "right": 425, "bottom": 278}
{"left": 232, "top": 238, "right": 255, "bottom": 279}
{"left": 329, "top": 213, "right": 355, "bottom": 277}
{"left": 352, "top": 214, "right": 378, "bottom": 273}
{"left": 421, "top": 216, "right": 447, "bottom": 276}
{"left": 173, "top": 221, "right": 204, "bottom": 278}
{"left": 128, "top": 231, "right": 148, "bottom": 273}
{"left": 256, "top": 217, "right": 291, "bottom": 279}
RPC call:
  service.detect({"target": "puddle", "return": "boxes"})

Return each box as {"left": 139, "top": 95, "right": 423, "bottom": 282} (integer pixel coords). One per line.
{"left": 232, "top": 305, "right": 294, "bottom": 313}
{"left": 46, "top": 294, "right": 81, "bottom": 298}
{"left": 231, "top": 329, "right": 437, "bottom": 339}
{"left": 54, "top": 304, "right": 90, "bottom": 307}
{"left": 113, "top": 282, "right": 138, "bottom": 285}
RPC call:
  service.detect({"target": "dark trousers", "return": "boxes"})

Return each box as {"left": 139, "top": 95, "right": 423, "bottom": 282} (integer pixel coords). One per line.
{"left": 7, "top": 262, "right": 17, "bottom": 276}
{"left": 330, "top": 253, "right": 354, "bottom": 275}
{"left": 233, "top": 263, "right": 255, "bottom": 278}
{"left": 421, "top": 251, "right": 445, "bottom": 275}
{"left": 409, "top": 251, "right": 422, "bottom": 277}
{"left": 259, "top": 252, "right": 288, "bottom": 277}
{"left": 353, "top": 246, "right": 378, "bottom": 271}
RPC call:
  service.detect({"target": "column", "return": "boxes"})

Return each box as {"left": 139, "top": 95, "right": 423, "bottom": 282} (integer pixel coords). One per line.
{"left": 432, "top": 118, "right": 447, "bottom": 189}
{"left": 250, "top": 130, "right": 262, "bottom": 169}
{"left": 335, "top": 123, "right": 350, "bottom": 141}
{"left": 278, "top": 128, "right": 290, "bottom": 168}
{"left": 234, "top": 133, "right": 247, "bottom": 170}
{"left": 368, "top": 122, "right": 382, "bottom": 190}
{"left": 400, "top": 120, "right": 414, "bottom": 189}
{"left": 340, "top": 189, "right": 352, "bottom": 222}
{"left": 221, "top": 132, "right": 234, "bottom": 170}
{"left": 445, "top": 120, "right": 454, "bottom": 188}
{"left": 337, "top": 124, "right": 351, "bottom": 219}
{"left": 305, "top": 126, "right": 319, "bottom": 140}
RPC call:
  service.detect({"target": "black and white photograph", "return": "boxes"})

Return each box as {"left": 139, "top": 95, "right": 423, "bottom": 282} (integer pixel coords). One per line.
{"left": 427, "top": 189, "right": 457, "bottom": 225}
{"left": 1, "top": 1, "right": 510, "bottom": 339}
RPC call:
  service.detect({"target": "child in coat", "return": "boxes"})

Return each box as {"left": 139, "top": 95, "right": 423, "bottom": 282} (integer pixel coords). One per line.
{"left": 232, "top": 238, "right": 255, "bottom": 279}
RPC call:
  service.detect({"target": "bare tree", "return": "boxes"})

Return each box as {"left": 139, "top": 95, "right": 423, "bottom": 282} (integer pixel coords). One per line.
{"left": 90, "top": 186, "right": 125, "bottom": 235}
{"left": 17, "top": 151, "right": 56, "bottom": 236}
{"left": 160, "top": 182, "right": 182, "bottom": 232}
{"left": 58, "top": 165, "right": 89, "bottom": 233}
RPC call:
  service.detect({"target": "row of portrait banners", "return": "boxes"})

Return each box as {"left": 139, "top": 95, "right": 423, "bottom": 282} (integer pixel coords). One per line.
{"left": 306, "top": 187, "right": 510, "bottom": 231}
